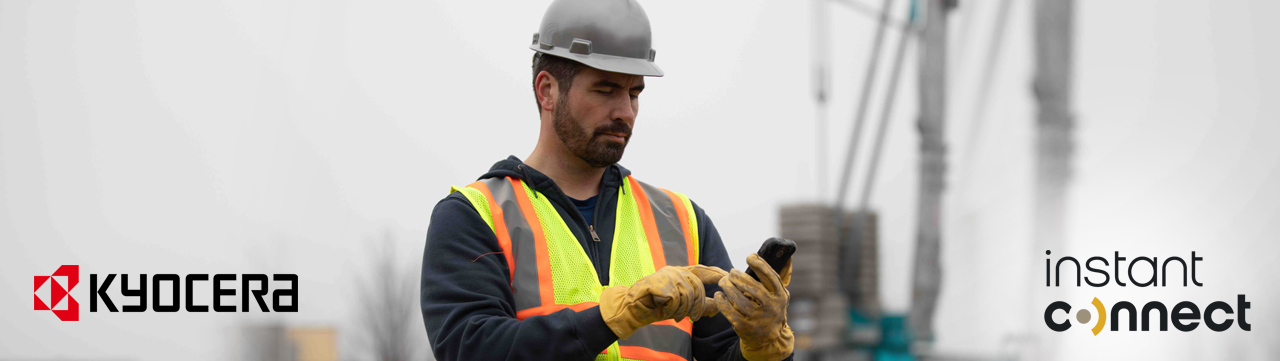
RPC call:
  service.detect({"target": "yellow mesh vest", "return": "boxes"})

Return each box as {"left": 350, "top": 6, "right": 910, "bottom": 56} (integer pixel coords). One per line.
{"left": 451, "top": 175, "right": 694, "bottom": 361}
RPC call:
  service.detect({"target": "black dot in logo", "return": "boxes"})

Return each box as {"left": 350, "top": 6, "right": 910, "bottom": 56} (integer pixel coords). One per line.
{"left": 1076, "top": 309, "right": 1090, "bottom": 324}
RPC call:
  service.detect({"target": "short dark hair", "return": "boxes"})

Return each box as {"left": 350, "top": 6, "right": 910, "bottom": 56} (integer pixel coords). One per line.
{"left": 532, "top": 53, "right": 583, "bottom": 110}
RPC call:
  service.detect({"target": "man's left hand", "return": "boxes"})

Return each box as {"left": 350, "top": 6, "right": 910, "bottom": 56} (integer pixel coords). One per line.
{"left": 714, "top": 254, "right": 793, "bottom": 361}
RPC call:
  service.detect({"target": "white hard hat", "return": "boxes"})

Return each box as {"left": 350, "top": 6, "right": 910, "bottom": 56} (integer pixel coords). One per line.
{"left": 530, "top": 0, "right": 664, "bottom": 77}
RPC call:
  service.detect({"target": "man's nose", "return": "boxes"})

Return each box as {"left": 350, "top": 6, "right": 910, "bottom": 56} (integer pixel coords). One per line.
{"left": 610, "top": 96, "right": 637, "bottom": 123}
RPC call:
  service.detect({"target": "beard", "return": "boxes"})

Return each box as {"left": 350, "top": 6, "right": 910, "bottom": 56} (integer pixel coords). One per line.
{"left": 553, "top": 97, "right": 631, "bottom": 168}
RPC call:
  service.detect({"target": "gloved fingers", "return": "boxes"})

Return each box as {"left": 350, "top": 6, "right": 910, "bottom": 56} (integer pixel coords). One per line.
{"left": 684, "top": 295, "right": 710, "bottom": 322}
{"left": 726, "top": 268, "right": 772, "bottom": 307}
{"left": 716, "top": 261, "right": 795, "bottom": 360}
{"left": 682, "top": 271, "right": 709, "bottom": 320}
{"left": 667, "top": 270, "right": 695, "bottom": 321}
{"left": 778, "top": 258, "right": 792, "bottom": 287}
{"left": 745, "top": 254, "right": 784, "bottom": 294}
{"left": 628, "top": 281, "right": 659, "bottom": 307}
{"left": 657, "top": 286, "right": 683, "bottom": 320}
{"left": 695, "top": 296, "right": 720, "bottom": 320}
{"left": 713, "top": 291, "right": 746, "bottom": 326}
{"left": 717, "top": 270, "right": 761, "bottom": 314}
{"left": 641, "top": 268, "right": 678, "bottom": 302}
{"left": 682, "top": 270, "right": 708, "bottom": 299}
{"left": 680, "top": 266, "right": 720, "bottom": 322}
{"left": 685, "top": 264, "right": 728, "bottom": 285}
{"left": 632, "top": 268, "right": 677, "bottom": 319}
{"left": 644, "top": 295, "right": 667, "bottom": 309}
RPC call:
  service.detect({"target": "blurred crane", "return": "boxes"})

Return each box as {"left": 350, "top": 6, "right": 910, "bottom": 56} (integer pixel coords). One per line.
{"left": 795, "top": 0, "right": 923, "bottom": 360}
{"left": 909, "top": 1, "right": 950, "bottom": 359}
{"left": 1029, "top": 0, "right": 1075, "bottom": 359}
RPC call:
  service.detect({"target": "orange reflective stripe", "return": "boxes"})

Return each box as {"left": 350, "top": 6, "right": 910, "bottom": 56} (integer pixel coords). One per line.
{"left": 618, "top": 345, "right": 687, "bottom": 361}
{"left": 514, "top": 302, "right": 599, "bottom": 320}
{"left": 510, "top": 178, "right": 556, "bottom": 308}
{"left": 628, "top": 176, "right": 666, "bottom": 270}
{"left": 650, "top": 318, "right": 693, "bottom": 335}
{"left": 470, "top": 181, "right": 517, "bottom": 289}
{"left": 661, "top": 188, "right": 696, "bottom": 266}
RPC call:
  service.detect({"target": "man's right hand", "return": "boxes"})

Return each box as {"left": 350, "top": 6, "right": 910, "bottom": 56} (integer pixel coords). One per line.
{"left": 599, "top": 265, "right": 728, "bottom": 339}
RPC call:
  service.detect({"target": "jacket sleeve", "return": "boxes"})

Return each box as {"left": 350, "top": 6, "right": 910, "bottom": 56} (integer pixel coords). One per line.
{"left": 421, "top": 193, "right": 619, "bottom": 360}
{"left": 689, "top": 201, "right": 794, "bottom": 361}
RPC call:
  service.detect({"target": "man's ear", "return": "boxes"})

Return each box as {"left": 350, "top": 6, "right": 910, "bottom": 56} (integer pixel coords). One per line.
{"left": 534, "top": 71, "right": 559, "bottom": 113}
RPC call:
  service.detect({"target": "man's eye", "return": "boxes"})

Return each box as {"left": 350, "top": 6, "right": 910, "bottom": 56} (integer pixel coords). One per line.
{"left": 596, "top": 90, "right": 613, "bottom": 95}
{"left": 629, "top": 94, "right": 639, "bottom": 99}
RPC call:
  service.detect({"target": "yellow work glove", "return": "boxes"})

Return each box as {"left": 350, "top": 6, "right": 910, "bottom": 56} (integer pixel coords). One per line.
{"left": 599, "top": 265, "right": 728, "bottom": 339}
{"left": 714, "top": 254, "right": 794, "bottom": 361}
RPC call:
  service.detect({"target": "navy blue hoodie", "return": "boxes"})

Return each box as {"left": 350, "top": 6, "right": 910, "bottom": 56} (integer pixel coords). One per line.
{"left": 421, "top": 156, "right": 791, "bottom": 360}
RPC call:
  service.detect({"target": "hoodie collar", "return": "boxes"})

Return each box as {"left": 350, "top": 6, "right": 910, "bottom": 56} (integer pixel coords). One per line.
{"left": 479, "top": 155, "right": 632, "bottom": 201}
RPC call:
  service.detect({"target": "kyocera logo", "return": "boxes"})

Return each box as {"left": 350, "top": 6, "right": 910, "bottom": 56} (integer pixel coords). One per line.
{"left": 34, "top": 265, "right": 80, "bottom": 321}
{"left": 1042, "top": 250, "right": 1253, "bottom": 334}
{"left": 34, "top": 265, "right": 298, "bottom": 321}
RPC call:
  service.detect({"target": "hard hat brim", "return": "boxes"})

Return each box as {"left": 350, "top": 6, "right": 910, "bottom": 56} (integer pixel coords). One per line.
{"left": 532, "top": 46, "right": 664, "bottom": 77}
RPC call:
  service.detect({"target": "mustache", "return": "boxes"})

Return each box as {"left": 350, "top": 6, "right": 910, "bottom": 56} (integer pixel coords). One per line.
{"left": 593, "top": 123, "right": 632, "bottom": 138}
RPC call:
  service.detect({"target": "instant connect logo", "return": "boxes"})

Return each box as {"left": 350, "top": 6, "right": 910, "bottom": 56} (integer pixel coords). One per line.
{"left": 33, "top": 265, "right": 299, "bottom": 321}
{"left": 1042, "top": 251, "right": 1252, "bottom": 335}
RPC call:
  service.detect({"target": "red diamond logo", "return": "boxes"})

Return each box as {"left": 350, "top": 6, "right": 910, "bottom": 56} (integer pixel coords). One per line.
{"left": 34, "top": 265, "right": 78, "bottom": 321}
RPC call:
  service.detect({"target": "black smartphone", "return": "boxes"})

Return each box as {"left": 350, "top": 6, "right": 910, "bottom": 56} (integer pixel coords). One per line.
{"left": 745, "top": 237, "right": 796, "bottom": 282}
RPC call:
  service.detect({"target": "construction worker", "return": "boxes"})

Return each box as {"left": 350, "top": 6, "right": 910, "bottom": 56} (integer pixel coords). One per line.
{"left": 420, "top": 0, "right": 793, "bottom": 360}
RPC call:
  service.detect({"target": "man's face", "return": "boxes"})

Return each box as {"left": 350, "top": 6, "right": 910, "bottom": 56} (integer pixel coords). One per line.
{"left": 553, "top": 67, "right": 645, "bottom": 168}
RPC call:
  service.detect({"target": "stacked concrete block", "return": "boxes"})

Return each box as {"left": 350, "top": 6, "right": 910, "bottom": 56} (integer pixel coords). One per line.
{"left": 843, "top": 210, "right": 880, "bottom": 317}
{"left": 811, "top": 293, "right": 849, "bottom": 349}
{"left": 779, "top": 203, "right": 841, "bottom": 299}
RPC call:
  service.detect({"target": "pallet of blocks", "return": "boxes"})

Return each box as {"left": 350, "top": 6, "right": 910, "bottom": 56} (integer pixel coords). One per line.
{"left": 778, "top": 203, "right": 840, "bottom": 299}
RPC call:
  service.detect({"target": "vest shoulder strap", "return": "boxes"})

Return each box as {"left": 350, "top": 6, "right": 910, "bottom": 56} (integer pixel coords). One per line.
{"left": 628, "top": 177, "right": 700, "bottom": 267}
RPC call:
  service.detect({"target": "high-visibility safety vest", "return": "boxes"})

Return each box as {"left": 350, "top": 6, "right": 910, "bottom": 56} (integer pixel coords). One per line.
{"left": 450, "top": 174, "right": 701, "bottom": 361}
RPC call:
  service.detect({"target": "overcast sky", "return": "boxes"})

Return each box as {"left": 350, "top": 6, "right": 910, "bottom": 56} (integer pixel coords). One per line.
{"left": 2, "top": 0, "right": 1278, "bottom": 360}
